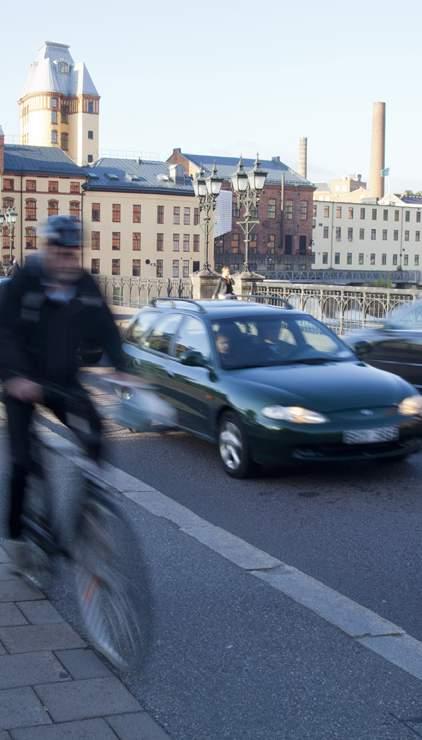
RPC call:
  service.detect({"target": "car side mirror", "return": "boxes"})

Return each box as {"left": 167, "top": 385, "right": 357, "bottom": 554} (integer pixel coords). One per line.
{"left": 354, "top": 340, "right": 372, "bottom": 360}
{"left": 179, "top": 349, "right": 208, "bottom": 367}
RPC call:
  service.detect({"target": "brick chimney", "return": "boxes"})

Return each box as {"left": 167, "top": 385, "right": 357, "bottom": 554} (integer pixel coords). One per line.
{"left": 0, "top": 125, "right": 4, "bottom": 175}
{"left": 298, "top": 137, "right": 308, "bottom": 179}
{"left": 368, "top": 102, "right": 386, "bottom": 199}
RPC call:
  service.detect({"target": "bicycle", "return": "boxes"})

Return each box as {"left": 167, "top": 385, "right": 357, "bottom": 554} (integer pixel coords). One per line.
{"left": 15, "top": 382, "right": 153, "bottom": 673}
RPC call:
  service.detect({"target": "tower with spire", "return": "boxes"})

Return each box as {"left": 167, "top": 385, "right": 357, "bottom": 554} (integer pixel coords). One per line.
{"left": 18, "top": 42, "right": 100, "bottom": 166}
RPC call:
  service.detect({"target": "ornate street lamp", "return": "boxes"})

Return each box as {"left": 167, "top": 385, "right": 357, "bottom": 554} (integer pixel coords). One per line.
{"left": 231, "top": 155, "right": 268, "bottom": 273}
{"left": 193, "top": 165, "right": 224, "bottom": 272}
{"left": 0, "top": 207, "right": 18, "bottom": 266}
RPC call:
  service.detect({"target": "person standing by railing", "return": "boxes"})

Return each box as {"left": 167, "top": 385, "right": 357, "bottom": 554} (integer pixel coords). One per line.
{"left": 213, "top": 266, "right": 237, "bottom": 300}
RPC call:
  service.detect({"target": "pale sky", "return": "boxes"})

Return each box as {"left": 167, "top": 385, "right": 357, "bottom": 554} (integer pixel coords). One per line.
{"left": 2, "top": 0, "right": 422, "bottom": 191}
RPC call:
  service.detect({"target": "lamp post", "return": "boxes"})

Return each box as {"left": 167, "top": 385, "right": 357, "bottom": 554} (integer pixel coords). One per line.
{"left": 231, "top": 155, "right": 267, "bottom": 274}
{"left": 0, "top": 207, "right": 18, "bottom": 268}
{"left": 193, "top": 165, "right": 224, "bottom": 272}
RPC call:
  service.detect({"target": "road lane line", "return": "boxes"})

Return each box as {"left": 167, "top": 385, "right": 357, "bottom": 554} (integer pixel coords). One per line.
{"left": 39, "top": 425, "right": 422, "bottom": 682}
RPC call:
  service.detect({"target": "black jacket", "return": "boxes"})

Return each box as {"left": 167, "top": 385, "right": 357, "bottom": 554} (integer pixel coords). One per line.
{"left": 0, "top": 256, "right": 125, "bottom": 384}
{"left": 213, "top": 277, "right": 235, "bottom": 298}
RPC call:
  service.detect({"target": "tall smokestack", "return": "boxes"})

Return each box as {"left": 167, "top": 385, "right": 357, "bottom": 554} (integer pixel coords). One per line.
{"left": 0, "top": 125, "right": 4, "bottom": 175}
{"left": 298, "top": 136, "right": 308, "bottom": 179}
{"left": 368, "top": 102, "right": 386, "bottom": 199}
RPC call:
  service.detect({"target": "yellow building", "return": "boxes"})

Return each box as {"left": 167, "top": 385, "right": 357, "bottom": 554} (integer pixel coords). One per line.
{"left": 19, "top": 42, "right": 99, "bottom": 167}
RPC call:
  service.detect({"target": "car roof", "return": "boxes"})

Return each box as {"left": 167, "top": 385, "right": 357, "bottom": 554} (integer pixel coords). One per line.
{"left": 147, "top": 298, "right": 303, "bottom": 320}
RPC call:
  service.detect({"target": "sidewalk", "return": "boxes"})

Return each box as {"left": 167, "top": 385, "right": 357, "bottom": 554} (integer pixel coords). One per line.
{"left": 0, "top": 543, "right": 169, "bottom": 739}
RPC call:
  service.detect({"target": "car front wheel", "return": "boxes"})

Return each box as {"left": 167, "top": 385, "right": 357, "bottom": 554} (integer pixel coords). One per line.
{"left": 218, "top": 412, "right": 254, "bottom": 478}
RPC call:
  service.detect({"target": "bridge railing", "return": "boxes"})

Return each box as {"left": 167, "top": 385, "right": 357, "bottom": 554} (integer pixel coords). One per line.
{"left": 97, "top": 276, "right": 193, "bottom": 307}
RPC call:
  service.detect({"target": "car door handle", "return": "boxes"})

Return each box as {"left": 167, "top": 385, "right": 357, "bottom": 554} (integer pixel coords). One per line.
{"left": 166, "top": 369, "right": 175, "bottom": 378}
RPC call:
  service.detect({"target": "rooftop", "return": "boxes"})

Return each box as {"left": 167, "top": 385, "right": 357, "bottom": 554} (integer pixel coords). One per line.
{"left": 4, "top": 144, "right": 84, "bottom": 176}
{"left": 177, "top": 152, "right": 313, "bottom": 188}
{"left": 84, "top": 158, "right": 195, "bottom": 194}
{"left": 21, "top": 42, "right": 98, "bottom": 99}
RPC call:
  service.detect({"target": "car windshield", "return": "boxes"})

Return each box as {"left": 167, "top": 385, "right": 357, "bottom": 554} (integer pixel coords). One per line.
{"left": 387, "top": 301, "right": 422, "bottom": 329}
{"left": 211, "top": 314, "right": 354, "bottom": 370}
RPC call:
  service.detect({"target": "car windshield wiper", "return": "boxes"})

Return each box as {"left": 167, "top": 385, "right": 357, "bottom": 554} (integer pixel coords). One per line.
{"left": 291, "top": 356, "right": 349, "bottom": 364}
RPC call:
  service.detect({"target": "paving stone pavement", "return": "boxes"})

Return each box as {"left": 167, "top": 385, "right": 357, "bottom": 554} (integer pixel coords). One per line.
{"left": 0, "top": 546, "right": 170, "bottom": 739}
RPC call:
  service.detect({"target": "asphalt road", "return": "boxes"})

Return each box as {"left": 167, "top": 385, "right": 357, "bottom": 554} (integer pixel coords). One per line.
{"left": 4, "top": 374, "right": 422, "bottom": 738}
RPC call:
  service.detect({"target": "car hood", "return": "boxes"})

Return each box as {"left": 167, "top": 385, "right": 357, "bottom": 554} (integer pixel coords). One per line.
{"left": 231, "top": 361, "right": 413, "bottom": 412}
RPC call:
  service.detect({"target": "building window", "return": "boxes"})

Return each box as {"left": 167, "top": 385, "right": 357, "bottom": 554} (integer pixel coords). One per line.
{"left": 69, "top": 201, "right": 80, "bottom": 219}
{"left": 394, "top": 210, "right": 400, "bottom": 222}
{"left": 132, "top": 204, "right": 141, "bottom": 223}
{"left": 184, "top": 207, "right": 190, "bottom": 225}
{"left": 382, "top": 229, "right": 387, "bottom": 240}
{"left": 193, "top": 259, "right": 201, "bottom": 272}
{"left": 360, "top": 207, "right": 365, "bottom": 219}
{"left": 348, "top": 227, "right": 353, "bottom": 241}
{"left": 347, "top": 252, "right": 353, "bottom": 265}
{"left": 87, "top": 101, "right": 94, "bottom": 113}
{"left": 348, "top": 207, "right": 354, "bottom": 219}
{"left": 3, "top": 179, "right": 14, "bottom": 192}
{"left": 92, "top": 203, "right": 100, "bottom": 222}
{"left": 26, "top": 179, "right": 36, "bottom": 192}
{"left": 70, "top": 182, "right": 80, "bottom": 194}
{"left": 61, "top": 132, "right": 69, "bottom": 151}
{"left": 323, "top": 226, "right": 329, "bottom": 239}
{"left": 359, "top": 253, "right": 364, "bottom": 265}
{"left": 87, "top": 155, "right": 94, "bottom": 164}
{"left": 91, "top": 231, "right": 100, "bottom": 250}
{"left": 299, "top": 235, "right": 307, "bottom": 255}
{"left": 173, "top": 234, "right": 180, "bottom": 252}
{"left": 233, "top": 203, "right": 240, "bottom": 218}
{"left": 25, "top": 227, "right": 37, "bottom": 250}
{"left": 156, "top": 233, "right": 164, "bottom": 251}
{"left": 300, "top": 201, "right": 308, "bottom": 220}
{"left": 51, "top": 130, "right": 58, "bottom": 145}
{"left": 285, "top": 201, "right": 293, "bottom": 220}
{"left": 393, "top": 229, "right": 399, "bottom": 241}
{"left": 416, "top": 231, "right": 421, "bottom": 242}
{"left": 51, "top": 97, "right": 58, "bottom": 109}
{"left": 231, "top": 233, "right": 240, "bottom": 253}
{"left": 334, "top": 253, "right": 340, "bottom": 265}
{"left": 284, "top": 235, "right": 292, "bottom": 254}
{"left": 404, "top": 230, "right": 410, "bottom": 242}
{"left": 183, "top": 234, "right": 190, "bottom": 252}
{"left": 323, "top": 206, "right": 330, "bottom": 218}
{"left": 383, "top": 209, "right": 388, "bottom": 221}
{"left": 112, "top": 259, "right": 120, "bottom": 275}
{"left": 359, "top": 228, "right": 365, "bottom": 240}
{"left": 48, "top": 199, "right": 59, "bottom": 217}
{"left": 132, "top": 259, "right": 141, "bottom": 277}
{"left": 417, "top": 211, "right": 421, "bottom": 223}
{"left": 61, "top": 106, "right": 69, "bottom": 124}
{"left": 322, "top": 252, "right": 328, "bottom": 265}
{"left": 112, "top": 204, "right": 121, "bottom": 223}
{"left": 91, "top": 259, "right": 100, "bottom": 274}
{"left": 382, "top": 253, "right": 387, "bottom": 266}
{"left": 313, "top": 203, "right": 317, "bottom": 218}
{"left": 267, "top": 199, "right": 276, "bottom": 219}
{"left": 404, "top": 253, "right": 409, "bottom": 266}
{"left": 372, "top": 209, "right": 377, "bottom": 220}
{"left": 405, "top": 210, "right": 410, "bottom": 222}
{"left": 157, "top": 205, "right": 164, "bottom": 224}
{"left": 393, "top": 254, "right": 398, "bottom": 266}
{"left": 48, "top": 181, "right": 59, "bottom": 193}
{"left": 3, "top": 197, "right": 14, "bottom": 209}
{"left": 112, "top": 232, "right": 120, "bottom": 250}
{"left": 172, "top": 260, "right": 179, "bottom": 278}
{"left": 335, "top": 206, "right": 341, "bottom": 219}
{"left": 371, "top": 229, "right": 376, "bottom": 240}
{"left": 193, "top": 234, "right": 200, "bottom": 252}
{"left": 370, "top": 253, "right": 376, "bottom": 265}
{"left": 88, "top": 130, "right": 94, "bottom": 140}
{"left": 156, "top": 259, "right": 163, "bottom": 278}
{"left": 194, "top": 208, "right": 200, "bottom": 225}
{"left": 183, "top": 260, "right": 189, "bottom": 278}
{"left": 415, "top": 255, "right": 420, "bottom": 266}
{"left": 335, "top": 227, "right": 341, "bottom": 241}
{"left": 25, "top": 199, "right": 37, "bottom": 221}
{"left": 173, "top": 207, "right": 180, "bottom": 224}
{"left": 132, "top": 232, "right": 141, "bottom": 251}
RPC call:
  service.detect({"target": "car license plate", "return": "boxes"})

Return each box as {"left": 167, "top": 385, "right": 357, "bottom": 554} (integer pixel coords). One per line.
{"left": 343, "top": 427, "right": 399, "bottom": 445}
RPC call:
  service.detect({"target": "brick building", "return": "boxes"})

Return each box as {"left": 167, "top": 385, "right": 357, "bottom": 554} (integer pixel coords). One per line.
{"left": 168, "top": 150, "right": 315, "bottom": 274}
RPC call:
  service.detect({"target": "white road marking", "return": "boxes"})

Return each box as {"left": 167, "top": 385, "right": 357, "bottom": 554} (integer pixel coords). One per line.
{"left": 38, "top": 425, "right": 422, "bottom": 683}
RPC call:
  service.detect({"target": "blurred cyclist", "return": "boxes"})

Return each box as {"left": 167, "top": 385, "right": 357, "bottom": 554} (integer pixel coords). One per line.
{"left": 0, "top": 216, "right": 130, "bottom": 572}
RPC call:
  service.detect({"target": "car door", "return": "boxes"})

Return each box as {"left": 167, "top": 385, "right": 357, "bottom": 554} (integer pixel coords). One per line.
{"left": 169, "top": 315, "right": 215, "bottom": 435}
{"left": 367, "top": 304, "right": 422, "bottom": 388}
{"left": 122, "top": 310, "right": 159, "bottom": 379}
{"left": 141, "top": 312, "right": 184, "bottom": 394}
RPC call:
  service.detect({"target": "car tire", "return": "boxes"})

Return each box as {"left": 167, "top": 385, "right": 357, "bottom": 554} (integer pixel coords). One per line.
{"left": 218, "top": 411, "right": 254, "bottom": 478}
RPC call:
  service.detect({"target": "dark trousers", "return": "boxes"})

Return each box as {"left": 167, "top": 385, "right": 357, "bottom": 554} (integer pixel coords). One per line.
{"left": 4, "top": 385, "right": 103, "bottom": 539}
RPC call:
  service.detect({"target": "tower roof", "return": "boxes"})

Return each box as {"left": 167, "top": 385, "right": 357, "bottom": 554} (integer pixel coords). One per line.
{"left": 21, "top": 42, "right": 99, "bottom": 99}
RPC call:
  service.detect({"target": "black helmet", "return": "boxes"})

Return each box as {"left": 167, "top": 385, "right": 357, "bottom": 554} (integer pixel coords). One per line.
{"left": 43, "top": 216, "right": 81, "bottom": 248}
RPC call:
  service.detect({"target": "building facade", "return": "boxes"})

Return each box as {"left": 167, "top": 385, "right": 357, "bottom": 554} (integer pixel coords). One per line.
{"left": 168, "top": 150, "right": 315, "bottom": 274}
{"left": 312, "top": 197, "right": 422, "bottom": 271}
{"left": 19, "top": 42, "right": 99, "bottom": 166}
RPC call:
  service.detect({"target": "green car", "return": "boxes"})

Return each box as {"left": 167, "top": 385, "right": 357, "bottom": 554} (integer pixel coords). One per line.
{"left": 121, "top": 299, "right": 422, "bottom": 477}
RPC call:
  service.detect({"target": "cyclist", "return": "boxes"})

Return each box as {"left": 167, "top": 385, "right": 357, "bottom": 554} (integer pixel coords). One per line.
{"left": 0, "top": 215, "right": 130, "bottom": 572}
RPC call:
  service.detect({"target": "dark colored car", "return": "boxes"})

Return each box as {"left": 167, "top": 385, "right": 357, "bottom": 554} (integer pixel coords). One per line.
{"left": 121, "top": 299, "right": 422, "bottom": 477}
{"left": 344, "top": 300, "right": 422, "bottom": 391}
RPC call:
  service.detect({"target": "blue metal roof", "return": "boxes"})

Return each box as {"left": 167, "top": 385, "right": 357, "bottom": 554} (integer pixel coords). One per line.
{"left": 4, "top": 145, "right": 84, "bottom": 176}
{"left": 180, "top": 152, "right": 313, "bottom": 187}
{"left": 84, "top": 158, "right": 195, "bottom": 194}
{"left": 401, "top": 195, "right": 422, "bottom": 205}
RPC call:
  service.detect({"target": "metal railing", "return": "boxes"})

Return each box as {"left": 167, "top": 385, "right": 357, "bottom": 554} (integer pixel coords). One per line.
{"left": 97, "top": 276, "right": 193, "bottom": 307}
{"left": 250, "top": 282, "right": 421, "bottom": 334}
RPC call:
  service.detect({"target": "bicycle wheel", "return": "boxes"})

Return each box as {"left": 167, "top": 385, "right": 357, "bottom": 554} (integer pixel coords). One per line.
{"left": 73, "top": 486, "right": 153, "bottom": 672}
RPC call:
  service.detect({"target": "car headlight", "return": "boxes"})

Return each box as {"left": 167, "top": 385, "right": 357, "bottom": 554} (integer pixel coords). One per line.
{"left": 399, "top": 395, "right": 422, "bottom": 416}
{"left": 262, "top": 406, "right": 328, "bottom": 424}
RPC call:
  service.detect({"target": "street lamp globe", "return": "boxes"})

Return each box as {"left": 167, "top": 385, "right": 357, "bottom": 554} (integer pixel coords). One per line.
{"left": 193, "top": 168, "right": 207, "bottom": 198}
{"left": 206, "top": 165, "right": 224, "bottom": 197}
{"left": 248, "top": 156, "right": 268, "bottom": 192}
{"left": 231, "top": 157, "right": 249, "bottom": 193}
